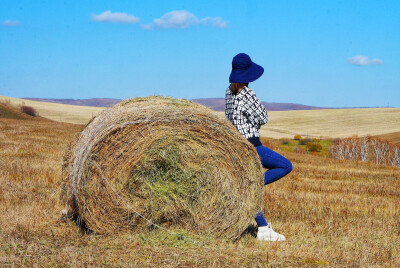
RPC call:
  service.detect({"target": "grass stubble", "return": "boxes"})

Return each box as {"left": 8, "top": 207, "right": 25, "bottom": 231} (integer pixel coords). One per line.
{"left": 0, "top": 116, "right": 400, "bottom": 266}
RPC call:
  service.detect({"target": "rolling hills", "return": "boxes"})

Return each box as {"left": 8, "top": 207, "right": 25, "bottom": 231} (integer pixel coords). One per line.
{"left": 24, "top": 97, "right": 325, "bottom": 111}
{"left": 191, "top": 98, "right": 325, "bottom": 111}
{"left": 0, "top": 96, "right": 104, "bottom": 124}
{"left": 257, "top": 108, "right": 400, "bottom": 139}
{"left": 2, "top": 95, "right": 400, "bottom": 139}
{"left": 23, "top": 97, "right": 122, "bottom": 107}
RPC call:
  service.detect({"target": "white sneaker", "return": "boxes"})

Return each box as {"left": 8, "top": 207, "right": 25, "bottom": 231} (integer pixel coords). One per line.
{"left": 257, "top": 225, "right": 286, "bottom": 241}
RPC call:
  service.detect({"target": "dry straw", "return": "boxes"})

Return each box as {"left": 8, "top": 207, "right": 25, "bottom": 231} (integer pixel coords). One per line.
{"left": 62, "top": 96, "right": 263, "bottom": 240}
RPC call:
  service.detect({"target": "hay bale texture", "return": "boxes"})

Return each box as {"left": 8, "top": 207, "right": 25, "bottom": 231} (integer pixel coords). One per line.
{"left": 62, "top": 96, "right": 263, "bottom": 240}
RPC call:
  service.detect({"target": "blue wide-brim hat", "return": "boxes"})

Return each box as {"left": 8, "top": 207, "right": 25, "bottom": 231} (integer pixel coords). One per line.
{"left": 229, "top": 53, "right": 264, "bottom": 83}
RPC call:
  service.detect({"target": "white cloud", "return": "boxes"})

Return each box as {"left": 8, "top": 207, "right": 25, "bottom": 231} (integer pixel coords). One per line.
{"left": 91, "top": 10, "right": 140, "bottom": 24}
{"left": 141, "top": 10, "right": 228, "bottom": 30}
{"left": 347, "top": 55, "right": 383, "bottom": 66}
{"left": 200, "top": 17, "right": 228, "bottom": 28}
{"left": 1, "top": 20, "right": 21, "bottom": 26}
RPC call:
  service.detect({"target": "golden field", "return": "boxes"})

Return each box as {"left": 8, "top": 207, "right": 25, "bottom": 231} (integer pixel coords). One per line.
{"left": 0, "top": 96, "right": 104, "bottom": 124}
{"left": 1, "top": 107, "right": 399, "bottom": 266}
{"left": 2, "top": 95, "right": 400, "bottom": 139}
{"left": 259, "top": 108, "right": 400, "bottom": 139}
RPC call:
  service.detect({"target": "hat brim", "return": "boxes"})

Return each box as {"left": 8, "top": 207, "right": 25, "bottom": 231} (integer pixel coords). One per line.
{"left": 229, "top": 61, "right": 264, "bottom": 83}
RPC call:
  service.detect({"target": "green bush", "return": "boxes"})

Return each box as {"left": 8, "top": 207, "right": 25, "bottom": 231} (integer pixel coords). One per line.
{"left": 280, "top": 138, "right": 290, "bottom": 145}
{"left": 298, "top": 138, "right": 312, "bottom": 145}
{"left": 306, "top": 142, "right": 322, "bottom": 152}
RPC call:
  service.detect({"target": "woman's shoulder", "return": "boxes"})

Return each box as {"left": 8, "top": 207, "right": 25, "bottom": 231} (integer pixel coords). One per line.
{"left": 225, "top": 86, "right": 232, "bottom": 97}
{"left": 242, "top": 86, "right": 256, "bottom": 97}
{"left": 243, "top": 86, "right": 254, "bottom": 92}
{"left": 226, "top": 86, "right": 254, "bottom": 99}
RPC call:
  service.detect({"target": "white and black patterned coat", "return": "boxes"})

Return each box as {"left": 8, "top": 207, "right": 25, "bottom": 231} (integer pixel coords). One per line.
{"left": 225, "top": 86, "right": 268, "bottom": 139}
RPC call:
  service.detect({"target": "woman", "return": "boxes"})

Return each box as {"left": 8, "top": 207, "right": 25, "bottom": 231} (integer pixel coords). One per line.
{"left": 225, "top": 53, "right": 293, "bottom": 241}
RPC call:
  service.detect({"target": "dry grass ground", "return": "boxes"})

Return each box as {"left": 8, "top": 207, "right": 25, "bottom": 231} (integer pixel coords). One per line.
{"left": 1, "top": 115, "right": 399, "bottom": 266}
{"left": 376, "top": 131, "right": 400, "bottom": 145}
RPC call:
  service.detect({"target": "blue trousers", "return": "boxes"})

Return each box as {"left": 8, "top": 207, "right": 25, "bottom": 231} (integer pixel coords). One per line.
{"left": 255, "top": 145, "right": 293, "bottom": 227}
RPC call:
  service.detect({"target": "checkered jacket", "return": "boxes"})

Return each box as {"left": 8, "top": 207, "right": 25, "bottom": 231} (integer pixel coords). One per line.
{"left": 225, "top": 86, "right": 268, "bottom": 139}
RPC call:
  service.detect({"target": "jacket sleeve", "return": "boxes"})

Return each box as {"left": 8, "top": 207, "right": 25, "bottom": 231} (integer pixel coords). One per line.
{"left": 242, "top": 89, "right": 268, "bottom": 127}
{"left": 225, "top": 88, "right": 230, "bottom": 120}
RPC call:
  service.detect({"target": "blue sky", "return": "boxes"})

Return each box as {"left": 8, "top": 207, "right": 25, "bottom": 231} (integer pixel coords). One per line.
{"left": 1, "top": 0, "right": 399, "bottom": 107}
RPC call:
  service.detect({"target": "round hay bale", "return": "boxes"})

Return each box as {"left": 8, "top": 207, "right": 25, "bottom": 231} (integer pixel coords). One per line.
{"left": 62, "top": 96, "right": 263, "bottom": 240}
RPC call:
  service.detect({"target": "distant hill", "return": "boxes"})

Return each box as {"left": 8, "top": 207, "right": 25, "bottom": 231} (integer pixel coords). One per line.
{"left": 1, "top": 96, "right": 104, "bottom": 124}
{"left": 191, "top": 98, "right": 325, "bottom": 111}
{"left": 3, "top": 95, "right": 400, "bottom": 139}
{"left": 23, "top": 98, "right": 122, "bottom": 107}
{"left": 23, "top": 97, "right": 325, "bottom": 111}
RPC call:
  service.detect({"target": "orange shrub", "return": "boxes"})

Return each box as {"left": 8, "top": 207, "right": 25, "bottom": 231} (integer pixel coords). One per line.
{"left": 260, "top": 137, "right": 276, "bottom": 149}
{"left": 294, "top": 135, "right": 302, "bottom": 140}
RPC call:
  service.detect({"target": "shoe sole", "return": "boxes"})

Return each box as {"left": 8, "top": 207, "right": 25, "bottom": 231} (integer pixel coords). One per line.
{"left": 257, "top": 236, "right": 286, "bottom": 241}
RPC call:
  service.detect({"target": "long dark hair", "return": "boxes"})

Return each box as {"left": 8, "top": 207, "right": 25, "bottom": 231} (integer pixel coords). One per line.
{"left": 229, "top": 83, "right": 248, "bottom": 95}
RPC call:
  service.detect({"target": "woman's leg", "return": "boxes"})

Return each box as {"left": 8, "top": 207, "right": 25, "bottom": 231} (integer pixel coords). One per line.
{"left": 255, "top": 210, "right": 268, "bottom": 227}
{"left": 256, "top": 145, "right": 293, "bottom": 185}
{"left": 255, "top": 210, "right": 286, "bottom": 241}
